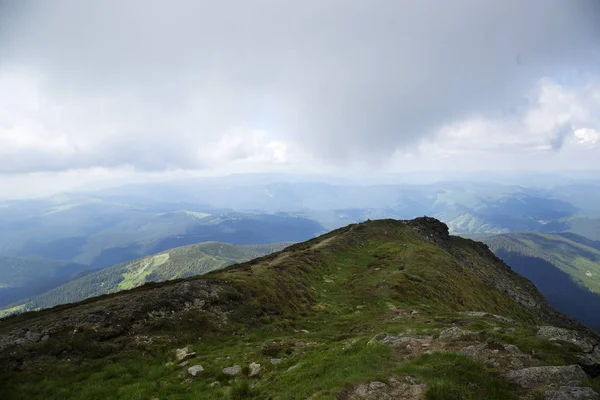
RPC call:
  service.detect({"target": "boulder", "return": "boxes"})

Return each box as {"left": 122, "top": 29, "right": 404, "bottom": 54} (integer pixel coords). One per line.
{"left": 249, "top": 362, "right": 261, "bottom": 377}
{"left": 222, "top": 365, "right": 242, "bottom": 376}
{"left": 506, "top": 365, "right": 587, "bottom": 389}
{"left": 187, "top": 365, "right": 204, "bottom": 377}
{"left": 545, "top": 386, "right": 600, "bottom": 400}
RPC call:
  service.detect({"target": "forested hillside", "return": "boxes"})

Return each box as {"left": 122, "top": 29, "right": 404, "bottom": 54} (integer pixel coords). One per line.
{"left": 482, "top": 232, "right": 600, "bottom": 330}
{"left": 0, "top": 256, "right": 92, "bottom": 308}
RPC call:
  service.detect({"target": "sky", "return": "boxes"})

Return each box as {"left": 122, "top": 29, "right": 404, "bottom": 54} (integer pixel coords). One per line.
{"left": 1, "top": 0, "right": 600, "bottom": 198}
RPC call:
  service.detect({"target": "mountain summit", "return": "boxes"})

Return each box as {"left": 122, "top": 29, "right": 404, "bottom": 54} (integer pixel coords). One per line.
{"left": 1, "top": 218, "right": 600, "bottom": 399}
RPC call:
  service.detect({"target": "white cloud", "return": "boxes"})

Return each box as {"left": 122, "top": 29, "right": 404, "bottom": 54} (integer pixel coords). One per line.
{"left": 574, "top": 128, "right": 600, "bottom": 146}
{"left": 0, "top": 0, "right": 599, "bottom": 181}
{"left": 422, "top": 77, "right": 600, "bottom": 159}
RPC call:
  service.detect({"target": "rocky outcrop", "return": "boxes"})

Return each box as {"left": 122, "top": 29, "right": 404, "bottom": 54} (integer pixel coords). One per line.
{"left": 0, "top": 279, "right": 225, "bottom": 354}
{"left": 505, "top": 365, "right": 587, "bottom": 389}
{"left": 537, "top": 326, "right": 597, "bottom": 353}
{"left": 407, "top": 217, "right": 450, "bottom": 242}
{"left": 461, "top": 342, "right": 537, "bottom": 371}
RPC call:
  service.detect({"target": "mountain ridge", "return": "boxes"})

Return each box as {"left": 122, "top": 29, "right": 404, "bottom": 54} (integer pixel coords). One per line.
{"left": 2, "top": 218, "right": 599, "bottom": 399}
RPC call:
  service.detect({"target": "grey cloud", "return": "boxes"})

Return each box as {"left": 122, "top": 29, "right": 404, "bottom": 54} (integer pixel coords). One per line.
{"left": 1, "top": 0, "right": 599, "bottom": 172}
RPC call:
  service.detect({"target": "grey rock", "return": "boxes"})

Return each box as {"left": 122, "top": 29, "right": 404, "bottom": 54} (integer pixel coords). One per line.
{"left": 209, "top": 381, "right": 220, "bottom": 387}
{"left": 439, "top": 326, "right": 474, "bottom": 340}
{"left": 249, "top": 362, "right": 261, "bottom": 377}
{"left": 503, "top": 344, "right": 523, "bottom": 355}
{"left": 187, "top": 365, "right": 204, "bottom": 376}
{"left": 545, "top": 386, "right": 600, "bottom": 400}
{"left": 506, "top": 365, "right": 587, "bottom": 389}
{"left": 222, "top": 365, "right": 242, "bottom": 376}
{"left": 537, "top": 326, "right": 597, "bottom": 353}
{"left": 270, "top": 358, "right": 282, "bottom": 365}
{"left": 178, "top": 361, "right": 189, "bottom": 367}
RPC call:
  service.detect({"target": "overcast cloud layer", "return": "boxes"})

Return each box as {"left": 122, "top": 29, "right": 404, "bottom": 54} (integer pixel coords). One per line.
{"left": 1, "top": 0, "right": 600, "bottom": 182}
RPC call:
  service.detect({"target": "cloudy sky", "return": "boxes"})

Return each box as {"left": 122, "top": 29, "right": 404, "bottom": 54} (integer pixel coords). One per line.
{"left": 1, "top": 0, "right": 599, "bottom": 197}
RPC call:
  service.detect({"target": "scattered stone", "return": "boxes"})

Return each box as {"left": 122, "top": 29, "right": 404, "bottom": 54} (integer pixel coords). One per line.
{"left": 537, "top": 326, "right": 596, "bottom": 353}
{"left": 222, "top": 365, "right": 242, "bottom": 376}
{"left": 404, "top": 375, "right": 417, "bottom": 385}
{"left": 545, "top": 386, "right": 600, "bottom": 400}
{"left": 270, "top": 358, "right": 282, "bottom": 365}
{"left": 175, "top": 346, "right": 196, "bottom": 361}
{"left": 187, "top": 365, "right": 204, "bottom": 377}
{"left": 249, "top": 362, "right": 261, "bottom": 377}
{"left": 505, "top": 365, "right": 587, "bottom": 389}
{"left": 439, "top": 326, "right": 474, "bottom": 340}
{"left": 209, "top": 381, "right": 221, "bottom": 388}
{"left": 178, "top": 361, "right": 189, "bottom": 367}
{"left": 300, "top": 329, "right": 310, "bottom": 334}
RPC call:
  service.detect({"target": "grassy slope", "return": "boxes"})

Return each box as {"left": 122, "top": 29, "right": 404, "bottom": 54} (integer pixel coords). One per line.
{"left": 483, "top": 232, "right": 600, "bottom": 294}
{"left": 0, "top": 219, "right": 593, "bottom": 399}
{"left": 0, "top": 242, "right": 289, "bottom": 317}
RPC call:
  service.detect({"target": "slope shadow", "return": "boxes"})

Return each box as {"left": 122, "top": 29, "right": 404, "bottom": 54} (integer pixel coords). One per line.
{"left": 497, "top": 250, "right": 600, "bottom": 332}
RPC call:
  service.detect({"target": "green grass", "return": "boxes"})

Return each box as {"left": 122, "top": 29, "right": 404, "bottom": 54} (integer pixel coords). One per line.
{"left": 398, "top": 353, "right": 519, "bottom": 400}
